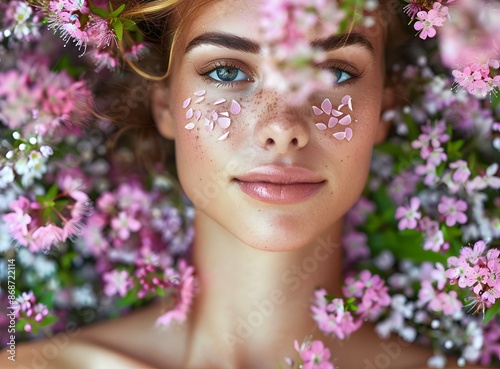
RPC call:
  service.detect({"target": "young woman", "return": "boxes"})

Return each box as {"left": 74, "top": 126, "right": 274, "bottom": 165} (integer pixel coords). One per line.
{"left": 0, "top": 0, "right": 493, "bottom": 368}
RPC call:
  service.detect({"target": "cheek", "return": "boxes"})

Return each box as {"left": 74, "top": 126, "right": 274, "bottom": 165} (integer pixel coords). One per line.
{"left": 312, "top": 94, "right": 355, "bottom": 141}
{"left": 179, "top": 90, "right": 243, "bottom": 142}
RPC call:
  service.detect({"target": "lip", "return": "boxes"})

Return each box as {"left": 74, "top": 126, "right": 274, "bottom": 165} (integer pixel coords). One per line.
{"left": 233, "top": 165, "right": 325, "bottom": 204}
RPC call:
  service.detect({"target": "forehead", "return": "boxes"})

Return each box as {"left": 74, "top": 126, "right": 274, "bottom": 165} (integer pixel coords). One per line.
{"left": 176, "top": 0, "right": 386, "bottom": 56}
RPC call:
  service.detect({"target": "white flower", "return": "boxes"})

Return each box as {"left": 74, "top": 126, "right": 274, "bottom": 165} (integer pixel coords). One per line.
{"left": 427, "top": 354, "right": 446, "bottom": 369}
{"left": 34, "top": 255, "right": 57, "bottom": 278}
{"left": 0, "top": 222, "right": 13, "bottom": 252}
{"left": 0, "top": 166, "right": 15, "bottom": 189}
{"left": 72, "top": 284, "right": 97, "bottom": 308}
{"left": 17, "top": 247, "right": 35, "bottom": 266}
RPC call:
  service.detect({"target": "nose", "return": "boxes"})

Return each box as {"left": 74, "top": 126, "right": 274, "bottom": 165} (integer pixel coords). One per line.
{"left": 256, "top": 122, "right": 310, "bottom": 154}
{"left": 255, "top": 95, "right": 310, "bottom": 154}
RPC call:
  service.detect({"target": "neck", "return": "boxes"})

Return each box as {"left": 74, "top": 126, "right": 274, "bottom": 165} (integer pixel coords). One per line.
{"left": 184, "top": 211, "right": 344, "bottom": 368}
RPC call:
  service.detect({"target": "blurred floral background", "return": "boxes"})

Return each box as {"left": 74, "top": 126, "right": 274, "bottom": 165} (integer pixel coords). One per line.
{"left": 1, "top": 0, "right": 500, "bottom": 367}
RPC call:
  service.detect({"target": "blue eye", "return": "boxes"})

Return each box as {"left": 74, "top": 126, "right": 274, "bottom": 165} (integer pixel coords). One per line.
{"left": 333, "top": 68, "right": 352, "bottom": 84}
{"left": 207, "top": 66, "right": 250, "bottom": 83}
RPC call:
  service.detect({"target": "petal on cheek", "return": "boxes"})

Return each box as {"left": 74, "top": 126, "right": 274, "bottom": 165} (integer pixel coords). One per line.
{"left": 313, "top": 95, "right": 355, "bottom": 141}
{"left": 231, "top": 100, "right": 241, "bottom": 115}
{"left": 182, "top": 92, "right": 243, "bottom": 141}
{"left": 218, "top": 131, "right": 230, "bottom": 141}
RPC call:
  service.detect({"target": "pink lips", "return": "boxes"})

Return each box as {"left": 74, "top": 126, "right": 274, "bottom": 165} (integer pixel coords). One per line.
{"left": 233, "top": 166, "right": 325, "bottom": 204}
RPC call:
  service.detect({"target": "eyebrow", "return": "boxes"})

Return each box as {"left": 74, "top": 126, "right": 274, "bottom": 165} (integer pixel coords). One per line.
{"left": 312, "top": 33, "right": 374, "bottom": 54}
{"left": 185, "top": 32, "right": 374, "bottom": 55}
{"left": 185, "top": 32, "right": 260, "bottom": 54}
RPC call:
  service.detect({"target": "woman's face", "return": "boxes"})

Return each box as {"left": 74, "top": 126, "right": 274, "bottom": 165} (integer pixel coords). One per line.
{"left": 155, "top": 0, "right": 392, "bottom": 251}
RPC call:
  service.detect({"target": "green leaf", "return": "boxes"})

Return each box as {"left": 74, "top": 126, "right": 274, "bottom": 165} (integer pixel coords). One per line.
{"left": 122, "top": 19, "right": 136, "bottom": 31}
{"left": 484, "top": 299, "right": 500, "bottom": 324}
{"left": 39, "top": 315, "right": 58, "bottom": 327}
{"left": 110, "top": 3, "right": 126, "bottom": 17}
{"left": 46, "top": 183, "right": 59, "bottom": 201}
{"left": 155, "top": 287, "right": 166, "bottom": 297}
{"left": 117, "top": 286, "right": 139, "bottom": 307}
{"left": 91, "top": 7, "right": 110, "bottom": 19}
{"left": 113, "top": 19, "right": 124, "bottom": 41}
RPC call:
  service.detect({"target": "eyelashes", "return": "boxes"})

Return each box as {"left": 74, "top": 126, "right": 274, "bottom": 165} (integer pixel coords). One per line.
{"left": 198, "top": 59, "right": 362, "bottom": 88}
{"left": 199, "top": 60, "right": 254, "bottom": 88}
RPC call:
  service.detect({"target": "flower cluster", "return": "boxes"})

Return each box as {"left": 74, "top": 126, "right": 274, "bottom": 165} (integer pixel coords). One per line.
{"left": 0, "top": 1, "right": 42, "bottom": 45}
{"left": 258, "top": 0, "right": 375, "bottom": 104}
{"left": 14, "top": 291, "right": 56, "bottom": 334}
{"left": 281, "top": 338, "right": 335, "bottom": 369}
{"left": 340, "top": 35, "right": 500, "bottom": 367}
{"left": 404, "top": 0, "right": 454, "bottom": 40}
{"left": 0, "top": 19, "right": 194, "bottom": 343}
{"left": 446, "top": 241, "right": 500, "bottom": 311}
{"left": 311, "top": 270, "right": 391, "bottom": 340}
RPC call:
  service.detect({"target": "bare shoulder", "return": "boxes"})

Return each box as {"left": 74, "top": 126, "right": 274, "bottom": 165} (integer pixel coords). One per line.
{"left": 0, "top": 303, "right": 186, "bottom": 369}
{"left": 1, "top": 337, "right": 159, "bottom": 369}
{"left": 333, "top": 324, "right": 487, "bottom": 369}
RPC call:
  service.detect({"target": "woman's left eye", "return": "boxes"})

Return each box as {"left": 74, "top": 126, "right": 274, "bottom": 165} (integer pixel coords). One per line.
{"left": 333, "top": 68, "right": 352, "bottom": 84}
{"left": 206, "top": 66, "right": 250, "bottom": 83}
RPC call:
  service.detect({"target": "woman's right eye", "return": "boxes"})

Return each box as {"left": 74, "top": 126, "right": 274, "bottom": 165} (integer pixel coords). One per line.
{"left": 205, "top": 65, "right": 251, "bottom": 84}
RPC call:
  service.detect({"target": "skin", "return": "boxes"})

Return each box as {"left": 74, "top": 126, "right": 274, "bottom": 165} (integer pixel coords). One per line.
{"left": 0, "top": 1, "right": 487, "bottom": 368}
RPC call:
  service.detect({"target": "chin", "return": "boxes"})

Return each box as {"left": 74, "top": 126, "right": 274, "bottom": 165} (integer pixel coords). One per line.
{"left": 232, "top": 220, "right": 332, "bottom": 252}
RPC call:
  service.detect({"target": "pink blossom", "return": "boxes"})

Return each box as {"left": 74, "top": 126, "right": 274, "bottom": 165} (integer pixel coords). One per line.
{"left": 311, "top": 290, "right": 361, "bottom": 340}
{"left": 414, "top": 3, "right": 448, "bottom": 40}
{"left": 111, "top": 211, "right": 141, "bottom": 240}
{"left": 342, "top": 231, "right": 370, "bottom": 262}
{"left": 343, "top": 270, "right": 391, "bottom": 319}
{"left": 296, "top": 339, "right": 334, "bottom": 369}
{"left": 449, "top": 160, "right": 471, "bottom": 183}
{"left": 403, "top": 0, "right": 422, "bottom": 19}
{"left": 428, "top": 291, "right": 462, "bottom": 315}
{"left": 467, "top": 163, "right": 500, "bottom": 193}
{"left": 103, "top": 270, "right": 131, "bottom": 297}
{"left": 415, "top": 162, "right": 439, "bottom": 185}
{"left": 395, "top": 197, "right": 421, "bottom": 230}
{"left": 156, "top": 260, "right": 196, "bottom": 327}
{"left": 437, "top": 196, "right": 468, "bottom": 227}
{"left": 31, "top": 224, "right": 64, "bottom": 250}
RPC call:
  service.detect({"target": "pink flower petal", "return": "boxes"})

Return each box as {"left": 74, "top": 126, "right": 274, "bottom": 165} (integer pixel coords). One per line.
{"left": 333, "top": 131, "right": 346, "bottom": 140}
{"left": 185, "top": 108, "right": 194, "bottom": 119}
{"left": 331, "top": 109, "right": 343, "bottom": 117}
{"left": 312, "top": 106, "right": 323, "bottom": 115}
{"left": 217, "top": 117, "right": 231, "bottom": 129}
{"left": 194, "top": 110, "right": 202, "bottom": 121}
{"left": 339, "top": 114, "right": 352, "bottom": 125}
{"left": 231, "top": 100, "right": 241, "bottom": 115}
{"left": 182, "top": 98, "right": 191, "bottom": 109}
{"left": 205, "top": 121, "right": 214, "bottom": 132}
{"left": 328, "top": 117, "right": 338, "bottom": 128}
{"left": 220, "top": 111, "right": 229, "bottom": 117}
{"left": 214, "top": 98, "right": 226, "bottom": 105}
{"left": 211, "top": 111, "right": 218, "bottom": 121}
{"left": 321, "top": 98, "right": 332, "bottom": 114}
{"left": 184, "top": 123, "right": 195, "bottom": 130}
{"left": 194, "top": 96, "right": 205, "bottom": 103}
{"left": 218, "top": 131, "right": 230, "bottom": 141}
{"left": 316, "top": 123, "right": 327, "bottom": 130}
{"left": 194, "top": 90, "right": 206, "bottom": 96}
{"left": 345, "top": 127, "right": 353, "bottom": 141}
{"left": 342, "top": 95, "right": 352, "bottom": 107}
